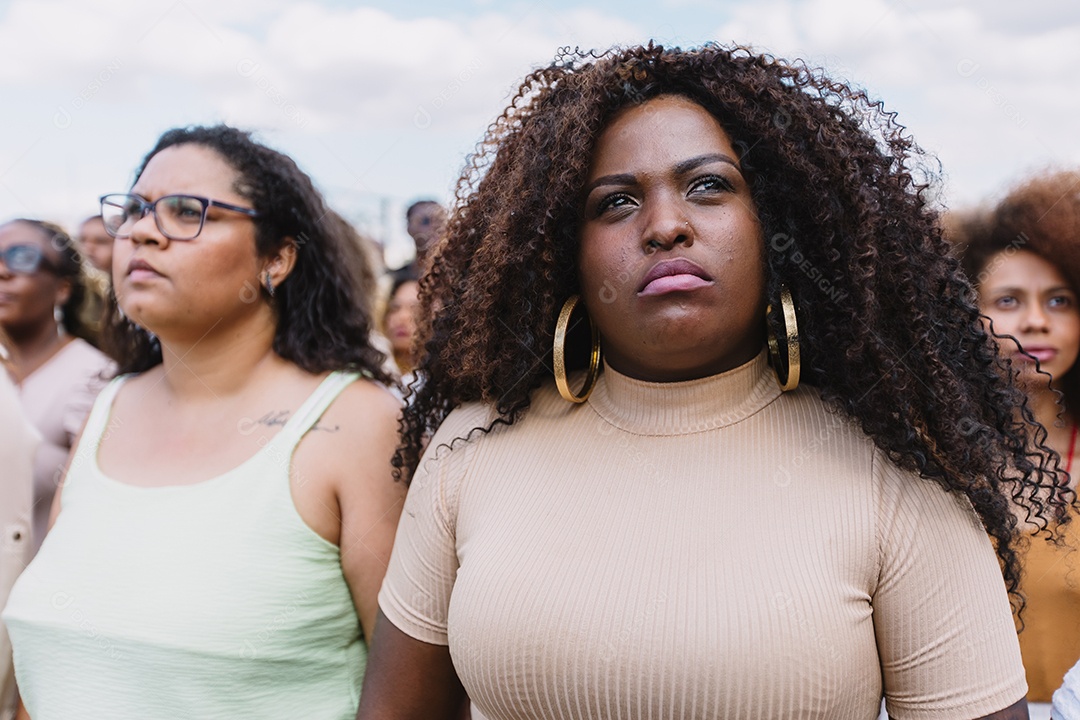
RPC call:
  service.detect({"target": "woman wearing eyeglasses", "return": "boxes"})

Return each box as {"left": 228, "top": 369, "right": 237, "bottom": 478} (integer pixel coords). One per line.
{"left": 0, "top": 219, "right": 112, "bottom": 555}
{"left": 2, "top": 126, "right": 406, "bottom": 720}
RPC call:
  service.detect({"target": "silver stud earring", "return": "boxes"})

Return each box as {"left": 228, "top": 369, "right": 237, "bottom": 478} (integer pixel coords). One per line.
{"left": 263, "top": 271, "right": 275, "bottom": 297}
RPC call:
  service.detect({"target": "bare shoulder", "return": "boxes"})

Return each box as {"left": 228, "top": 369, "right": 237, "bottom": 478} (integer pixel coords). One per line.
{"left": 317, "top": 377, "right": 402, "bottom": 439}
{"left": 294, "top": 377, "right": 403, "bottom": 485}
{"left": 289, "top": 375, "right": 404, "bottom": 548}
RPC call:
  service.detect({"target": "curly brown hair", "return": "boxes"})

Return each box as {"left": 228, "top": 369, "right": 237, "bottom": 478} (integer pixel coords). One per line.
{"left": 955, "top": 169, "right": 1080, "bottom": 417}
{"left": 397, "top": 43, "right": 1070, "bottom": 608}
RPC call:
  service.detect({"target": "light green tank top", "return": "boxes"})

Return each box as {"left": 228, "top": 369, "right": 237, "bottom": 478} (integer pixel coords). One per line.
{"left": 3, "top": 371, "right": 367, "bottom": 720}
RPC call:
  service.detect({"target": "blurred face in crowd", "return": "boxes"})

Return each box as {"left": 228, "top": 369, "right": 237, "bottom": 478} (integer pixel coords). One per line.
{"left": 0, "top": 221, "right": 71, "bottom": 338}
{"left": 385, "top": 280, "right": 420, "bottom": 361}
{"left": 577, "top": 95, "right": 766, "bottom": 382}
{"left": 406, "top": 203, "right": 447, "bottom": 255}
{"left": 78, "top": 217, "right": 114, "bottom": 276}
{"left": 979, "top": 249, "right": 1080, "bottom": 388}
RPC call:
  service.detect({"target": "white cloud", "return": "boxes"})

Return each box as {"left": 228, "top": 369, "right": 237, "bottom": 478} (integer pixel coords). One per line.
{"left": 0, "top": 0, "right": 1077, "bottom": 227}
{"left": 712, "top": 0, "right": 1080, "bottom": 204}
{"left": 0, "top": 0, "right": 645, "bottom": 136}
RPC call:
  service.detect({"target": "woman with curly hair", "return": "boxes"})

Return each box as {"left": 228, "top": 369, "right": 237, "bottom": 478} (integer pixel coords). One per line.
{"left": 3, "top": 125, "right": 405, "bottom": 719}
{"left": 358, "top": 44, "right": 1064, "bottom": 719}
{"left": 955, "top": 170, "right": 1080, "bottom": 705}
{"left": 0, "top": 219, "right": 112, "bottom": 554}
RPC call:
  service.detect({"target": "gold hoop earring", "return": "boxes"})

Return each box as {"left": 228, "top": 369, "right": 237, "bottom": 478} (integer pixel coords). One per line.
{"left": 553, "top": 295, "right": 601, "bottom": 404}
{"left": 767, "top": 285, "right": 800, "bottom": 392}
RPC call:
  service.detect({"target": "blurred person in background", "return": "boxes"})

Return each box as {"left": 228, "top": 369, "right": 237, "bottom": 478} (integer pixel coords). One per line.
{"left": 0, "top": 219, "right": 112, "bottom": 554}
{"left": 3, "top": 124, "right": 405, "bottom": 720}
{"left": 76, "top": 215, "right": 114, "bottom": 279}
{"left": 1054, "top": 660, "right": 1080, "bottom": 719}
{"left": 396, "top": 199, "right": 446, "bottom": 276}
{"left": 381, "top": 267, "right": 420, "bottom": 379}
{"left": 955, "top": 169, "right": 1080, "bottom": 706}
{"left": 0, "top": 329, "right": 37, "bottom": 720}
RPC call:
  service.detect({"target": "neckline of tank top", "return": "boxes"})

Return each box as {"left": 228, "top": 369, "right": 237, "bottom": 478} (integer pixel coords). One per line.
{"left": 86, "top": 370, "right": 353, "bottom": 493}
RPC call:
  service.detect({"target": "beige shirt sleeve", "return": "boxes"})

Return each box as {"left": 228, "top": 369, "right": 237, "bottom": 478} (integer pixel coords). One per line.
{"left": 378, "top": 406, "right": 485, "bottom": 646}
{"left": 1, "top": 372, "right": 37, "bottom": 720}
{"left": 873, "top": 452, "right": 1027, "bottom": 719}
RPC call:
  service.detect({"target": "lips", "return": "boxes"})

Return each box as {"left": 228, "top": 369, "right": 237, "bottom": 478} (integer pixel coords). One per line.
{"left": 126, "top": 257, "right": 164, "bottom": 279}
{"left": 1018, "top": 345, "right": 1057, "bottom": 364}
{"left": 638, "top": 258, "right": 714, "bottom": 296}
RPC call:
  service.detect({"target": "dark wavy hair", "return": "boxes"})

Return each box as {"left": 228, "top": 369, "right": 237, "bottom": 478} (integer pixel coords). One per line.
{"left": 396, "top": 43, "right": 1071, "bottom": 607}
{"left": 103, "top": 125, "right": 391, "bottom": 384}
{"left": 953, "top": 170, "right": 1080, "bottom": 418}
{"left": 3, "top": 219, "right": 103, "bottom": 346}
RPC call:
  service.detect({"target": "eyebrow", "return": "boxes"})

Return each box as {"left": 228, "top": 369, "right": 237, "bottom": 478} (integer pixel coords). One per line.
{"left": 585, "top": 153, "right": 742, "bottom": 194}
{"left": 991, "top": 285, "right": 1076, "bottom": 295}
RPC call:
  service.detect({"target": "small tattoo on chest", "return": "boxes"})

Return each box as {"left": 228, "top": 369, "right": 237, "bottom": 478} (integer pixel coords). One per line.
{"left": 256, "top": 410, "right": 340, "bottom": 433}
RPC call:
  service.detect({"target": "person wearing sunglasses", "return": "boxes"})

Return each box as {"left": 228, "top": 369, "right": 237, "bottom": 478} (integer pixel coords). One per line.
{"left": 3, "top": 125, "right": 405, "bottom": 720}
{"left": 0, "top": 219, "right": 112, "bottom": 557}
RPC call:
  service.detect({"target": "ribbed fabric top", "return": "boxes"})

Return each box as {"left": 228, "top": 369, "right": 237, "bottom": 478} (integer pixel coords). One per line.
{"left": 3, "top": 371, "right": 365, "bottom": 720}
{"left": 380, "top": 351, "right": 1027, "bottom": 720}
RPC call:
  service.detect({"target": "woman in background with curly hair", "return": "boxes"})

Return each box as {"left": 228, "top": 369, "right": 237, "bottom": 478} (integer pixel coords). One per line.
{"left": 3, "top": 125, "right": 405, "bottom": 720}
{"left": 955, "top": 170, "right": 1080, "bottom": 705}
{"left": 359, "top": 44, "right": 1063, "bottom": 719}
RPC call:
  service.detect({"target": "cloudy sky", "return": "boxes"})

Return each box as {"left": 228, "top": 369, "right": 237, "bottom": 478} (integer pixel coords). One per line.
{"left": 1, "top": 0, "right": 1076, "bottom": 264}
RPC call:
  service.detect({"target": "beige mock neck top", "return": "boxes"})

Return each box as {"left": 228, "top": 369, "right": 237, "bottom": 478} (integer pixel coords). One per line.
{"left": 380, "top": 352, "right": 1026, "bottom": 719}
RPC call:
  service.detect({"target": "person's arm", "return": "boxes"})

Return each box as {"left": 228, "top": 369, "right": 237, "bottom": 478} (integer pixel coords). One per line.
{"left": 888, "top": 698, "right": 1031, "bottom": 720}
{"left": 972, "top": 698, "right": 1028, "bottom": 719}
{"left": 15, "top": 696, "right": 30, "bottom": 719}
{"left": 45, "top": 421, "right": 88, "bottom": 532}
{"left": 873, "top": 452, "right": 1028, "bottom": 719}
{"left": 356, "top": 610, "right": 466, "bottom": 719}
{"left": 355, "top": 403, "right": 488, "bottom": 718}
{"left": 322, "top": 381, "right": 407, "bottom": 643}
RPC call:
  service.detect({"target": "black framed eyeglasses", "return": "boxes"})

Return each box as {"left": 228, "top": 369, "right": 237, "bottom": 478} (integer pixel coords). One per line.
{"left": 0, "top": 244, "right": 55, "bottom": 275}
{"left": 99, "top": 193, "right": 260, "bottom": 242}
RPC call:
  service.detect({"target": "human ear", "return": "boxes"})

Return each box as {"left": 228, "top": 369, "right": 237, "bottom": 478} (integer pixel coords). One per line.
{"left": 264, "top": 239, "right": 298, "bottom": 287}
{"left": 54, "top": 277, "right": 73, "bottom": 308}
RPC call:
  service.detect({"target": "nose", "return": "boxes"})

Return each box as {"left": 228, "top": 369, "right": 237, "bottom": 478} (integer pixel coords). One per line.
{"left": 641, "top": 193, "right": 693, "bottom": 252}
{"left": 128, "top": 210, "right": 168, "bottom": 248}
{"left": 1020, "top": 303, "right": 1050, "bottom": 333}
